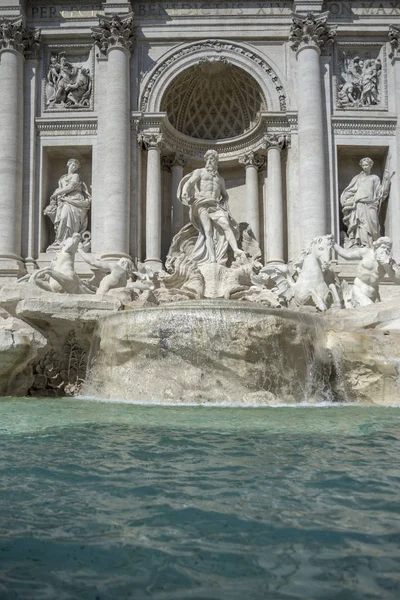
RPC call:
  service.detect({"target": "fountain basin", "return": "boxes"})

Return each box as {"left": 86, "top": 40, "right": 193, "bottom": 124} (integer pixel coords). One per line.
{"left": 84, "top": 300, "right": 327, "bottom": 404}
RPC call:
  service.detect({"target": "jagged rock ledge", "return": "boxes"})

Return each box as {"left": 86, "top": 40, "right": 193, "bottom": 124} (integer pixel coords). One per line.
{"left": 1, "top": 283, "right": 400, "bottom": 404}
{"left": 0, "top": 283, "right": 123, "bottom": 397}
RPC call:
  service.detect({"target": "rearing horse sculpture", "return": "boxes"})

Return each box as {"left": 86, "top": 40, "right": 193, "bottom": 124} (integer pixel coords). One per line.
{"left": 260, "top": 234, "right": 341, "bottom": 311}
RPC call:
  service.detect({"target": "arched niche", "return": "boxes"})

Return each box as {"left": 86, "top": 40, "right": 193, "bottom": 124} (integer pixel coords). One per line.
{"left": 139, "top": 39, "right": 288, "bottom": 116}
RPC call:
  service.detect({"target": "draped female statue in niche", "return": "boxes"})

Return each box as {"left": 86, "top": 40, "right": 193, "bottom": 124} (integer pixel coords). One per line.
{"left": 340, "top": 157, "right": 391, "bottom": 249}
{"left": 44, "top": 158, "right": 91, "bottom": 252}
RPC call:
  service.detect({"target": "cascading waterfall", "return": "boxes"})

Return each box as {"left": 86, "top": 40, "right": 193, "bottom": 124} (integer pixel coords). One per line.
{"left": 83, "top": 300, "right": 345, "bottom": 404}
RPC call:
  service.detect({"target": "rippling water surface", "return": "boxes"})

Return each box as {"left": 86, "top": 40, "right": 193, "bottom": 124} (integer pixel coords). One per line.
{"left": 1, "top": 398, "right": 400, "bottom": 599}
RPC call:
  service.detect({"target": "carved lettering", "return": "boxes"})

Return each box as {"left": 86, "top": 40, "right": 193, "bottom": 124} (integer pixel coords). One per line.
{"left": 134, "top": 2, "right": 289, "bottom": 17}
{"left": 30, "top": 5, "right": 103, "bottom": 19}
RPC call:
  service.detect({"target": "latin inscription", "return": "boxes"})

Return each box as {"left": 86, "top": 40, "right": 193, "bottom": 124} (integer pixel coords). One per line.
{"left": 28, "top": 1, "right": 400, "bottom": 19}
{"left": 326, "top": 1, "right": 400, "bottom": 16}
{"left": 29, "top": 5, "right": 103, "bottom": 19}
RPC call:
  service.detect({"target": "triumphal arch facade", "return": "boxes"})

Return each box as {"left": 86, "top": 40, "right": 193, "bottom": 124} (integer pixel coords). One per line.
{"left": 1, "top": 0, "right": 400, "bottom": 279}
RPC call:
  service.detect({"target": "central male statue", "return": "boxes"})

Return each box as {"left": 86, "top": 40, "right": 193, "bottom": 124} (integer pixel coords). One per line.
{"left": 167, "top": 150, "right": 244, "bottom": 267}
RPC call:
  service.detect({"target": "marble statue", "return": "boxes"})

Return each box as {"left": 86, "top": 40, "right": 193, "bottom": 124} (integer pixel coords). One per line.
{"left": 167, "top": 149, "right": 244, "bottom": 267}
{"left": 338, "top": 54, "right": 382, "bottom": 108}
{"left": 77, "top": 250, "right": 134, "bottom": 296}
{"left": 261, "top": 235, "right": 341, "bottom": 312}
{"left": 334, "top": 237, "right": 400, "bottom": 308}
{"left": 44, "top": 158, "right": 92, "bottom": 252}
{"left": 340, "top": 158, "right": 392, "bottom": 249}
{"left": 46, "top": 53, "right": 92, "bottom": 109}
{"left": 22, "top": 234, "right": 93, "bottom": 294}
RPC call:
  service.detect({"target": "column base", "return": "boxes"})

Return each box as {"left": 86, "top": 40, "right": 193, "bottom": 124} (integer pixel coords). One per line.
{"left": 0, "top": 255, "right": 26, "bottom": 279}
{"left": 266, "top": 259, "right": 286, "bottom": 264}
{"left": 100, "top": 252, "right": 133, "bottom": 261}
{"left": 145, "top": 258, "right": 163, "bottom": 272}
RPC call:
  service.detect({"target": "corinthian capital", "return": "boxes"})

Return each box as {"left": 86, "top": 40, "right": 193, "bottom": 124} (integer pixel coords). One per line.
{"left": 92, "top": 13, "right": 135, "bottom": 56}
{"left": 389, "top": 25, "right": 400, "bottom": 59}
{"left": 162, "top": 153, "right": 187, "bottom": 171}
{"left": 139, "top": 132, "right": 164, "bottom": 151}
{"left": 263, "top": 134, "right": 289, "bottom": 151}
{"left": 238, "top": 152, "right": 265, "bottom": 169}
{"left": 0, "top": 17, "right": 41, "bottom": 58}
{"left": 289, "top": 12, "right": 336, "bottom": 53}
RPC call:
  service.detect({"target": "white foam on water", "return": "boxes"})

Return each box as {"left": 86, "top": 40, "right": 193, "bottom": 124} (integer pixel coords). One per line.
{"left": 76, "top": 395, "right": 380, "bottom": 408}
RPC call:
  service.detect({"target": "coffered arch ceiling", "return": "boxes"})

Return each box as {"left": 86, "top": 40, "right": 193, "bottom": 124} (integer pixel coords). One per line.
{"left": 160, "top": 60, "right": 267, "bottom": 141}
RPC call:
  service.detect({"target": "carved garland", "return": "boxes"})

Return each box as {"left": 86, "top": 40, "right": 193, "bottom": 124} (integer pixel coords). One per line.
{"left": 140, "top": 39, "right": 287, "bottom": 113}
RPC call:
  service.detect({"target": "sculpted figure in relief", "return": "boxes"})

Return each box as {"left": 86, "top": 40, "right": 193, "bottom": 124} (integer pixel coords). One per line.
{"left": 340, "top": 158, "right": 391, "bottom": 249}
{"left": 44, "top": 158, "right": 91, "bottom": 252}
{"left": 338, "top": 54, "right": 381, "bottom": 108}
{"left": 167, "top": 149, "right": 244, "bottom": 267}
{"left": 334, "top": 237, "right": 400, "bottom": 308}
{"left": 46, "top": 53, "right": 92, "bottom": 109}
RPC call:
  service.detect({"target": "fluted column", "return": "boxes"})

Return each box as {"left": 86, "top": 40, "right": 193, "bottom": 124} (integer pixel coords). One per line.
{"left": 0, "top": 18, "right": 40, "bottom": 276}
{"left": 142, "top": 133, "right": 163, "bottom": 271}
{"left": 92, "top": 14, "right": 134, "bottom": 258}
{"left": 290, "top": 12, "right": 336, "bottom": 246}
{"left": 263, "top": 135, "right": 287, "bottom": 263}
{"left": 238, "top": 152, "right": 264, "bottom": 241}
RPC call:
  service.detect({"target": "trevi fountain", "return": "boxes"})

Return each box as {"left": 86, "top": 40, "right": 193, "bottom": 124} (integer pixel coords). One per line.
{"left": 2, "top": 2, "right": 400, "bottom": 599}
{"left": 1, "top": 2, "right": 400, "bottom": 404}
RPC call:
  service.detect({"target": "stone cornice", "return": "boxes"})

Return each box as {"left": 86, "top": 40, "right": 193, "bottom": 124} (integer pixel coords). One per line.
{"left": 0, "top": 16, "right": 41, "bottom": 59}
{"left": 331, "top": 116, "right": 396, "bottom": 136}
{"left": 36, "top": 117, "right": 98, "bottom": 136}
{"left": 289, "top": 12, "right": 336, "bottom": 53}
{"left": 92, "top": 13, "right": 134, "bottom": 56}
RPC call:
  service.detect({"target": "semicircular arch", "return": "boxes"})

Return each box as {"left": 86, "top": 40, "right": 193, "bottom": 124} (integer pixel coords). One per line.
{"left": 139, "top": 39, "right": 289, "bottom": 115}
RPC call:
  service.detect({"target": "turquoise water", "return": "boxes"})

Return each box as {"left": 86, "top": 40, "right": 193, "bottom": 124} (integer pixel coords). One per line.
{"left": 1, "top": 398, "right": 400, "bottom": 599}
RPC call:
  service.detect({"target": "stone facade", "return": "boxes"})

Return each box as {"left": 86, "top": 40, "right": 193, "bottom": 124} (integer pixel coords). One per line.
{"left": 1, "top": 0, "right": 400, "bottom": 280}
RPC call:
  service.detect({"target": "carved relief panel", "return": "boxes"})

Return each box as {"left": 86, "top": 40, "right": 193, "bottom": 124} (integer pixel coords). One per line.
{"left": 42, "top": 45, "right": 94, "bottom": 112}
{"left": 335, "top": 44, "right": 387, "bottom": 111}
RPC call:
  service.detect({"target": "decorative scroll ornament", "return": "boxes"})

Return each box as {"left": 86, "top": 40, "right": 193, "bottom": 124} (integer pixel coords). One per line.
{"left": 238, "top": 152, "right": 265, "bottom": 169}
{"left": 289, "top": 12, "right": 336, "bottom": 53}
{"left": 389, "top": 24, "right": 400, "bottom": 58}
{"left": 138, "top": 132, "right": 164, "bottom": 150}
{"left": 91, "top": 13, "right": 134, "bottom": 56}
{"left": 0, "top": 17, "right": 41, "bottom": 58}
{"left": 262, "top": 134, "right": 288, "bottom": 151}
